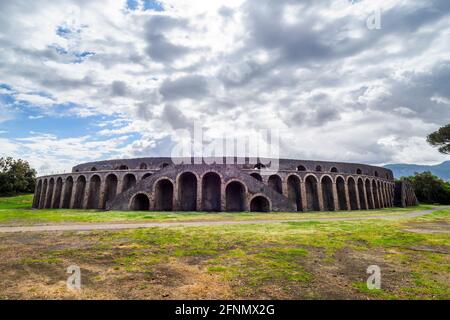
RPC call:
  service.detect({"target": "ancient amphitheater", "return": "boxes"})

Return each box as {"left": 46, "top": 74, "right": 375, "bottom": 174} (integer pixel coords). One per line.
{"left": 32, "top": 157, "right": 418, "bottom": 212}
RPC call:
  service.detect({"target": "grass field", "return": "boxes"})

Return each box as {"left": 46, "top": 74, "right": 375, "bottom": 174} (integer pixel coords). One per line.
{"left": 0, "top": 194, "right": 448, "bottom": 299}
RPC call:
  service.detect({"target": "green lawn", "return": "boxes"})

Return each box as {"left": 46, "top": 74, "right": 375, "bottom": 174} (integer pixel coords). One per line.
{"left": 0, "top": 194, "right": 438, "bottom": 225}
{"left": 0, "top": 194, "right": 448, "bottom": 299}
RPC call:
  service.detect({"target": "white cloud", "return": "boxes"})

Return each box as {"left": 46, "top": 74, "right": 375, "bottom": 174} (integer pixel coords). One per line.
{"left": 0, "top": 0, "right": 449, "bottom": 173}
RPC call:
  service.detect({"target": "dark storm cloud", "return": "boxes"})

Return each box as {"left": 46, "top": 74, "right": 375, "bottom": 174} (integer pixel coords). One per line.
{"left": 159, "top": 75, "right": 209, "bottom": 100}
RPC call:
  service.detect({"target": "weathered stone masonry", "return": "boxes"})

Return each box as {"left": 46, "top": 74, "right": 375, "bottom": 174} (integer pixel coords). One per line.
{"left": 32, "top": 157, "right": 418, "bottom": 212}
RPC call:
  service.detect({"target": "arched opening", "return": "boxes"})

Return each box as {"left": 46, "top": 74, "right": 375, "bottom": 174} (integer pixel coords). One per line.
{"left": 142, "top": 173, "right": 152, "bottom": 180}
{"left": 374, "top": 171, "right": 379, "bottom": 177}
{"left": 330, "top": 167, "right": 338, "bottom": 173}
{"left": 250, "top": 172, "right": 263, "bottom": 182}
{"left": 87, "top": 175, "right": 101, "bottom": 209}
{"left": 131, "top": 193, "right": 150, "bottom": 211}
{"left": 140, "top": 163, "right": 147, "bottom": 170}
{"left": 315, "top": 165, "right": 322, "bottom": 172}
{"left": 33, "top": 180, "right": 42, "bottom": 208}
{"left": 73, "top": 176, "right": 86, "bottom": 209}
{"left": 155, "top": 179, "right": 173, "bottom": 211}
{"left": 161, "top": 163, "right": 169, "bottom": 168}
{"left": 336, "top": 177, "right": 347, "bottom": 210}
{"left": 178, "top": 172, "right": 197, "bottom": 211}
{"left": 365, "top": 179, "right": 374, "bottom": 209}
{"left": 62, "top": 176, "right": 73, "bottom": 208}
{"left": 52, "top": 178, "right": 63, "bottom": 208}
{"left": 202, "top": 172, "right": 221, "bottom": 211}
{"left": 45, "top": 178, "right": 54, "bottom": 209}
{"left": 348, "top": 177, "right": 358, "bottom": 210}
{"left": 356, "top": 168, "right": 362, "bottom": 174}
{"left": 268, "top": 175, "right": 282, "bottom": 194}
{"left": 250, "top": 196, "right": 270, "bottom": 212}
{"left": 297, "top": 165, "right": 306, "bottom": 171}
{"left": 321, "top": 176, "right": 335, "bottom": 211}
{"left": 372, "top": 180, "right": 380, "bottom": 208}
{"left": 305, "top": 176, "right": 319, "bottom": 211}
{"left": 122, "top": 174, "right": 136, "bottom": 192}
{"left": 225, "top": 181, "right": 246, "bottom": 212}
{"left": 287, "top": 175, "right": 302, "bottom": 211}
{"left": 91, "top": 167, "right": 97, "bottom": 171}
{"left": 102, "top": 174, "right": 118, "bottom": 209}
{"left": 357, "top": 178, "right": 367, "bottom": 209}
{"left": 39, "top": 179, "right": 48, "bottom": 209}
{"left": 119, "top": 165, "right": 129, "bottom": 170}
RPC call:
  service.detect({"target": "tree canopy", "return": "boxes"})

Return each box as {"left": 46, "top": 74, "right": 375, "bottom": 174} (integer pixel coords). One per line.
{"left": 404, "top": 171, "right": 450, "bottom": 205}
{"left": 427, "top": 124, "right": 450, "bottom": 154}
{"left": 0, "top": 157, "right": 37, "bottom": 196}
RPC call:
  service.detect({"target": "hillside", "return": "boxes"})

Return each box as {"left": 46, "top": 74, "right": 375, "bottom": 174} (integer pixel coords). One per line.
{"left": 384, "top": 161, "right": 450, "bottom": 181}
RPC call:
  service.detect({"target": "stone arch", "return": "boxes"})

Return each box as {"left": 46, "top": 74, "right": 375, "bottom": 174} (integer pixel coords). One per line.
{"left": 372, "top": 180, "right": 380, "bottom": 208}
{"left": 90, "top": 167, "right": 97, "bottom": 171}
{"left": 154, "top": 178, "right": 173, "bottom": 211}
{"left": 315, "top": 165, "right": 322, "bottom": 172}
{"left": 45, "top": 178, "right": 55, "bottom": 209}
{"left": 305, "top": 175, "right": 320, "bottom": 211}
{"left": 321, "top": 175, "right": 335, "bottom": 211}
{"left": 178, "top": 172, "right": 198, "bottom": 211}
{"left": 357, "top": 178, "right": 367, "bottom": 209}
{"left": 139, "top": 163, "right": 148, "bottom": 170}
{"left": 268, "top": 174, "right": 282, "bottom": 194}
{"left": 225, "top": 180, "right": 246, "bottom": 212}
{"left": 297, "top": 165, "right": 307, "bottom": 171}
{"left": 39, "top": 179, "right": 48, "bottom": 209}
{"left": 356, "top": 168, "right": 362, "bottom": 174}
{"left": 374, "top": 171, "right": 379, "bottom": 177}
{"left": 336, "top": 176, "right": 347, "bottom": 210}
{"left": 62, "top": 176, "right": 73, "bottom": 208}
{"left": 250, "top": 195, "right": 270, "bottom": 212}
{"left": 73, "top": 176, "right": 86, "bottom": 209}
{"left": 202, "top": 172, "right": 221, "bottom": 211}
{"left": 33, "top": 180, "right": 42, "bottom": 208}
{"left": 102, "top": 174, "right": 118, "bottom": 209}
{"left": 119, "top": 165, "right": 129, "bottom": 170}
{"left": 122, "top": 174, "right": 137, "bottom": 192}
{"left": 52, "top": 177, "right": 63, "bottom": 208}
{"left": 347, "top": 177, "right": 358, "bottom": 210}
{"left": 161, "top": 162, "right": 169, "bottom": 168}
{"left": 87, "top": 175, "right": 101, "bottom": 209}
{"left": 365, "top": 179, "right": 374, "bottom": 209}
{"left": 142, "top": 173, "right": 152, "bottom": 180}
{"left": 130, "top": 193, "right": 150, "bottom": 211}
{"left": 330, "top": 167, "right": 338, "bottom": 173}
{"left": 250, "top": 172, "right": 263, "bottom": 182}
{"left": 287, "top": 174, "right": 302, "bottom": 211}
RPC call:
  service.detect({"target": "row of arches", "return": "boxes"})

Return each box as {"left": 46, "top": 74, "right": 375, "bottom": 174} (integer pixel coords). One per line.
{"left": 33, "top": 171, "right": 395, "bottom": 212}
{"left": 33, "top": 172, "right": 154, "bottom": 210}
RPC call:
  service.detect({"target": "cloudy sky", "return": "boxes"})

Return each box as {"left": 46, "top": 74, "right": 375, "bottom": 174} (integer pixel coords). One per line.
{"left": 0, "top": 0, "right": 449, "bottom": 175}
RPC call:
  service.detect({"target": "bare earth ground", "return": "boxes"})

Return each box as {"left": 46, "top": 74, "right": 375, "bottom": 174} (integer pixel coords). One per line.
{"left": 0, "top": 196, "right": 448, "bottom": 300}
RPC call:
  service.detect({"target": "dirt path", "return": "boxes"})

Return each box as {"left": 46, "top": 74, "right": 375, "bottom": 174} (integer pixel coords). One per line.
{"left": 0, "top": 207, "right": 447, "bottom": 233}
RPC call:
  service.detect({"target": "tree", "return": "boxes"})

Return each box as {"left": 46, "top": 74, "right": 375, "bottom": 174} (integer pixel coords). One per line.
{"left": 0, "top": 157, "right": 37, "bottom": 196}
{"left": 427, "top": 124, "right": 450, "bottom": 154}
{"left": 404, "top": 171, "right": 450, "bottom": 204}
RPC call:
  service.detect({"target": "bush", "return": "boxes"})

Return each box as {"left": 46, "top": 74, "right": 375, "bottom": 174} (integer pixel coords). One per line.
{"left": 0, "top": 157, "right": 37, "bottom": 196}
{"left": 404, "top": 171, "right": 450, "bottom": 204}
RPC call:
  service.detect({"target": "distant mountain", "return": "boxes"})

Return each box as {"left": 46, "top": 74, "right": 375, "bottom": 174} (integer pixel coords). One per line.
{"left": 384, "top": 161, "right": 450, "bottom": 181}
